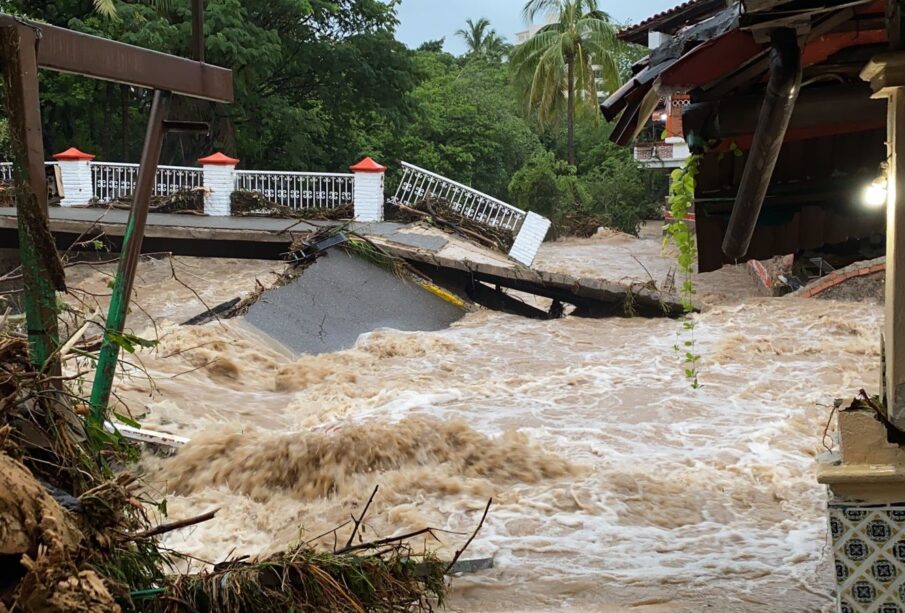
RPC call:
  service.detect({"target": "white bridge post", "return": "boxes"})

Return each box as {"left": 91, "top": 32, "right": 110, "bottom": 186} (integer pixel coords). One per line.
{"left": 350, "top": 157, "right": 386, "bottom": 222}
{"left": 509, "top": 212, "right": 551, "bottom": 266}
{"left": 52, "top": 147, "right": 95, "bottom": 206}
{"left": 198, "top": 151, "right": 238, "bottom": 216}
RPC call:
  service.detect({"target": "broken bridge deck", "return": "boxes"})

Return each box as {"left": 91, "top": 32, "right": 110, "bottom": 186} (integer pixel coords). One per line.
{"left": 0, "top": 207, "right": 682, "bottom": 315}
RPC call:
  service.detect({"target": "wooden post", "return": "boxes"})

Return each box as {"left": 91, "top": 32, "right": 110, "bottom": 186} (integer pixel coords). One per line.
{"left": 863, "top": 53, "right": 905, "bottom": 427}
{"left": 0, "top": 22, "right": 65, "bottom": 375}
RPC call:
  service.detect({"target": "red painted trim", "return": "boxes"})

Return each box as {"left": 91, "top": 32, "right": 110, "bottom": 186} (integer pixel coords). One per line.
{"left": 52, "top": 147, "right": 95, "bottom": 161}
{"left": 349, "top": 157, "right": 387, "bottom": 173}
{"left": 197, "top": 151, "right": 239, "bottom": 165}
{"left": 659, "top": 29, "right": 764, "bottom": 89}
{"left": 713, "top": 119, "right": 887, "bottom": 151}
{"left": 801, "top": 30, "right": 887, "bottom": 68}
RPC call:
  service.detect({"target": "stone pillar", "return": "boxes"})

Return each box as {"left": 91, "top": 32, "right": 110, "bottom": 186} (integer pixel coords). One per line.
{"left": 509, "top": 211, "right": 551, "bottom": 266}
{"left": 814, "top": 51, "right": 905, "bottom": 613}
{"left": 349, "top": 157, "right": 386, "bottom": 222}
{"left": 52, "top": 147, "right": 95, "bottom": 206}
{"left": 198, "top": 152, "right": 238, "bottom": 217}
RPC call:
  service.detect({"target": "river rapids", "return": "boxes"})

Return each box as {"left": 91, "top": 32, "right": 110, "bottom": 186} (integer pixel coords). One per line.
{"left": 66, "top": 224, "right": 880, "bottom": 612}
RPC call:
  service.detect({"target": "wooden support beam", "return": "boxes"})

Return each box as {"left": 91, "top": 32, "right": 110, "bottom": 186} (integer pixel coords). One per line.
{"left": 0, "top": 15, "right": 232, "bottom": 102}
{"left": 0, "top": 21, "right": 64, "bottom": 375}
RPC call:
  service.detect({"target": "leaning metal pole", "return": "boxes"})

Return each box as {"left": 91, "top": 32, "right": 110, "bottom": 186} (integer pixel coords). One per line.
{"left": 89, "top": 91, "right": 171, "bottom": 421}
{"left": 0, "top": 22, "right": 66, "bottom": 375}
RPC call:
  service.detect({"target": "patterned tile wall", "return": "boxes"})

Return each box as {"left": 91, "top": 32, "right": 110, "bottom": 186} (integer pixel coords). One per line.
{"left": 829, "top": 503, "right": 905, "bottom": 613}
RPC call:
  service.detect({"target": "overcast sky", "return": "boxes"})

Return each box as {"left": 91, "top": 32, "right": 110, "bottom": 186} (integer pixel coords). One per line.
{"left": 394, "top": 0, "right": 680, "bottom": 55}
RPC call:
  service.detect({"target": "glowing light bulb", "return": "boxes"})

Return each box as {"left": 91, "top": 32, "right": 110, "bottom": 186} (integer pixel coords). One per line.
{"left": 864, "top": 179, "right": 888, "bottom": 208}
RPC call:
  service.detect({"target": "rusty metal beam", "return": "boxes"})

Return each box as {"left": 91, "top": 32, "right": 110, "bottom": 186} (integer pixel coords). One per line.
{"left": 90, "top": 91, "right": 171, "bottom": 419}
{"left": 0, "top": 15, "right": 232, "bottom": 103}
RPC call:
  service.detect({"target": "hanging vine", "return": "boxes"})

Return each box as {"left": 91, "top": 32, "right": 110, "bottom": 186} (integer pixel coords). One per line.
{"left": 664, "top": 153, "right": 702, "bottom": 388}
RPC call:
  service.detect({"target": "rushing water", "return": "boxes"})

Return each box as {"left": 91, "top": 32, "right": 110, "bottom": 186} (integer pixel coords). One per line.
{"left": 67, "top": 224, "right": 882, "bottom": 612}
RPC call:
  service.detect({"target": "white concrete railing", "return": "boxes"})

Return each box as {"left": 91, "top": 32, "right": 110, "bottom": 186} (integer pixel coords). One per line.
{"left": 392, "top": 162, "right": 526, "bottom": 232}
{"left": 233, "top": 170, "right": 354, "bottom": 211}
{"left": 90, "top": 162, "right": 204, "bottom": 202}
{"left": 0, "top": 161, "right": 59, "bottom": 183}
{"left": 4, "top": 153, "right": 549, "bottom": 265}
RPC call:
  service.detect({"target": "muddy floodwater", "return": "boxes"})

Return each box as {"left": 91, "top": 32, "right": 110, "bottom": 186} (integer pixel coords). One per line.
{"left": 68, "top": 224, "right": 881, "bottom": 612}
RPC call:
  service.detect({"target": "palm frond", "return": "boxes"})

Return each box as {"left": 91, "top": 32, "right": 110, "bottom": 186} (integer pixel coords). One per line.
{"left": 93, "top": 0, "right": 118, "bottom": 18}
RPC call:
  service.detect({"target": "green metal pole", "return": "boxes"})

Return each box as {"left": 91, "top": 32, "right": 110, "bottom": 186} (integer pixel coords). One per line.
{"left": 89, "top": 91, "right": 170, "bottom": 422}
{"left": 0, "top": 23, "right": 65, "bottom": 374}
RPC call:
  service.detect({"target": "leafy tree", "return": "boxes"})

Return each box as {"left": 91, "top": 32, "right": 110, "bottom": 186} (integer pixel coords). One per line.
{"left": 511, "top": 0, "right": 622, "bottom": 166}
{"left": 508, "top": 151, "right": 577, "bottom": 219}
{"left": 397, "top": 51, "right": 543, "bottom": 199}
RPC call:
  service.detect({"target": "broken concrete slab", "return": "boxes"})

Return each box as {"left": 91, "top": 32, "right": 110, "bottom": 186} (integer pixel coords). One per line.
{"left": 243, "top": 250, "right": 465, "bottom": 355}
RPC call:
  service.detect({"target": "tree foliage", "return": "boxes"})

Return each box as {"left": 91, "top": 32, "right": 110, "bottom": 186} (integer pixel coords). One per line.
{"left": 0, "top": 3, "right": 659, "bottom": 238}
{"left": 456, "top": 18, "right": 509, "bottom": 61}
{"left": 510, "top": 0, "right": 622, "bottom": 166}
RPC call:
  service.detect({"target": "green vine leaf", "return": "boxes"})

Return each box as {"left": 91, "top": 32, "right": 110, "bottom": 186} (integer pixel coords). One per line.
{"left": 665, "top": 153, "right": 702, "bottom": 388}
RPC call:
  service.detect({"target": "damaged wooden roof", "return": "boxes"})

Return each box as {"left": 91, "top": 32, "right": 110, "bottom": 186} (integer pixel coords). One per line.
{"left": 605, "top": 0, "right": 889, "bottom": 271}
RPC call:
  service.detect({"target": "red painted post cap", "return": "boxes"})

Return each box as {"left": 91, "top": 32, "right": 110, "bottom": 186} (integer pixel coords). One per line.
{"left": 52, "top": 147, "right": 95, "bottom": 161}
{"left": 349, "top": 157, "right": 387, "bottom": 173}
{"left": 197, "top": 152, "right": 239, "bottom": 165}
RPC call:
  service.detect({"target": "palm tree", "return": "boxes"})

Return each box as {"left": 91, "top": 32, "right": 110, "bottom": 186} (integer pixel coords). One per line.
{"left": 483, "top": 31, "right": 511, "bottom": 62}
{"left": 511, "top": 0, "right": 621, "bottom": 166}
{"left": 456, "top": 17, "right": 494, "bottom": 55}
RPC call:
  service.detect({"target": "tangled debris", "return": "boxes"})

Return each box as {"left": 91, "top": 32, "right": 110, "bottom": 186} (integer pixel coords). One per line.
{"left": 230, "top": 190, "right": 353, "bottom": 221}
{"left": 91, "top": 189, "right": 206, "bottom": 214}
{"left": 553, "top": 209, "right": 607, "bottom": 239}
{"left": 392, "top": 195, "right": 515, "bottom": 253}
{"left": 0, "top": 323, "right": 482, "bottom": 612}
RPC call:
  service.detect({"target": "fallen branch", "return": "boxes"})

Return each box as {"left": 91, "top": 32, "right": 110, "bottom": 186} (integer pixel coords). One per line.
{"left": 344, "top": 484, "right": 379, "bottom": 550}
{"left": 445, "top": 498, "right": 491, "bottom": 574}
{"left": 131, "top": 508, "right": 219, "bottom": 540}
{"left": 335, "top": 527, "right": 439, "bottom": 555}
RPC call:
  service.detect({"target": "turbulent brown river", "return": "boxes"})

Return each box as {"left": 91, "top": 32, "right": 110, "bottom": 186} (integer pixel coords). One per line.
{"left": 68, "top": 224, "right": 881, "bottom": 612}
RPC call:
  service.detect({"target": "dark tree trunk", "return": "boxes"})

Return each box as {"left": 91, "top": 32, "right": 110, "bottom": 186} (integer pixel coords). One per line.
{"left": 567, "top": 59, "right": 575, "bottom": 167}
{"left": 120, "top": 85, "right": 128, "bottom": 160}
{"left": 104, "top": 82, "right": 113, "bottom": 158}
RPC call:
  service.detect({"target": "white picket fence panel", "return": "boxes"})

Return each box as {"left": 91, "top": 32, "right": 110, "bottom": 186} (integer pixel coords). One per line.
{"left": 391, "top": 162, "right": 526, "bottom": 231}
{"left": 234, "top": 170, "right": 354, "bottom": 210}
{"left": 90, "top": 162, "right": 204, "bottom": 202}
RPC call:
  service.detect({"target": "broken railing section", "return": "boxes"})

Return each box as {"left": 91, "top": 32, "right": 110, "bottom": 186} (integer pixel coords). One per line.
{"left": 391, "top": 162, "right": 551, "bottom": 266}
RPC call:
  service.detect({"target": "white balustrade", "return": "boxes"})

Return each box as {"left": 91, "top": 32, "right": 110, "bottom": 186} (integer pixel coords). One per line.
{"left": 234, "top": 170, "right": 354, "bottom": 210}
{"left": 0, "top": 161, "right": 59, "bottom": 184}
{"left": 391, "top": 162, "right": 527, "bottom": 231}
{"left": 90, "top": 162, "right": 204, "bottom": 202}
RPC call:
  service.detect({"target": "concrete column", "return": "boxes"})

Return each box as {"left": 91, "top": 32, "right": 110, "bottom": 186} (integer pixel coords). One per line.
{"left": 52, "top": 147, "right": 95, "bottom": 206}
{"left": 863, "top": 54, "right": 905, "bottom": 426}
{"left": 350, "top": 157, "right": 387, "bottom": 222}
{"left": 198, "top": 152, "right": 238, "bottom": 216}
{"left": 509, "top": 211, "right": 551, "bottom": 266}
